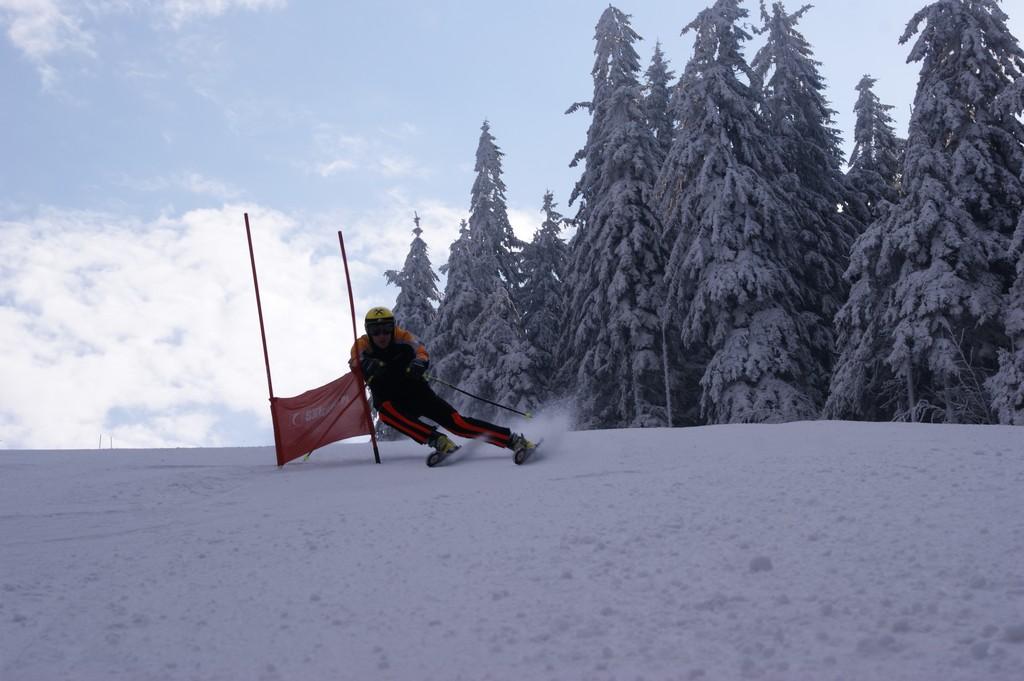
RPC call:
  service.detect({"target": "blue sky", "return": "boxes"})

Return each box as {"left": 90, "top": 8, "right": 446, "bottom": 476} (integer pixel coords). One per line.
{"left": 2, "top": 0, "right": 1021, "bottom": 449}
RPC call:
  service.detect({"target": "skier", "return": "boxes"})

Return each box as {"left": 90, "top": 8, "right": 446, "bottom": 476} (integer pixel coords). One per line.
{"left": 350, "top": 307, "right": 535, "bottom": 462}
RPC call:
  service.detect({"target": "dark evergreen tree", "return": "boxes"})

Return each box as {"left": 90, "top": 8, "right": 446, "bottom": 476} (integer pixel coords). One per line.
{"left": 825, "top": 76, "right": 903, "bottom": 420}
{"left": 987, "top": 67, "right": 1024, "bottom": 424}
{"left": 846, "top": 75, "right": 902, "bottom": 224}
{"left": 644, "top": 41, "right": 675, "bottom": 166}
{"left": 824, "top": 202, "right": 899, "bottom": 420}
{"left": 987, "top": 221, "right": 1024, "bottom": 424}
{"left": 891, "top": 0, "right": 1024, "bottom": 422}
{"left": 655, "top": 0, "right": 821, "bottom": 423}
{"left": 565, "top": 5, "right": 640, "bottom": 234}
{"left": 835, "top": 0, "right": 1024, "bottom": 423}
{"left": 752, "top": 1, "right": 859, "bottom": 406}
{"left": 460, "top": 286, "right": 537, "bottom": 421}
{"left": 520, "top": 191, "right": 569, "bottom": 402}
{"left": 431, "top": 123, "right": 534, "bottom": 419}
{"left": 384, "top": 212, "right": 440, "bottom": 339}
{"left": 429, "top": 220, "right": 480, "bottom": 402}
{"left": 470, "top": 120, "right": 522, "bottom": 290}
{"left": 559, "top": 5, "right": 670, "bottom": 428}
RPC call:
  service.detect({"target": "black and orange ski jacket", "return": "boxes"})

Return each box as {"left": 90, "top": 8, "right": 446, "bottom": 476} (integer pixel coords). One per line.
{"left": 349, "top": 326, "right": 430, "bottom": 403}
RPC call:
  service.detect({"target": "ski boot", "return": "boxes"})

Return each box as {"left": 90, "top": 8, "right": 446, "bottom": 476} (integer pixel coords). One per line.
{"left": 508, "top": 432, "right": 538, "bottom": 465}
{"left": 426, "top": 433, "right": 459, "bottom": 467}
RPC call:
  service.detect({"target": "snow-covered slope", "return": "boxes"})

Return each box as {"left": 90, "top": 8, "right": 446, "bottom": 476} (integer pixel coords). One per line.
{"left": 2, "top": 420, "right": 1022, "bottom": 680}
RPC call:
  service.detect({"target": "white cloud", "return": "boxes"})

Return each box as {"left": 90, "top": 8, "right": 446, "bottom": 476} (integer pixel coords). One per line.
{"left": 158, "top": 0, "right": 286, "bottom": 29}
{"left": 343, "top": 191, "right": 464, "bottom": 280}
{"left": 0, "top": 0, "right": 286, "bottom": 87}
{"left": 508, "top": 206, "right": 541, "bottom": 242}
{"left": 316, "top": 158, "right": 356, "bottom": 177}
{"left": 379, "top": 121, "right": 421, "bottom": 140}
{"left": 180, "top": 172, "right": 241, "bottom": 199}
{"left": 375, "top": 155, "right": 428, "bottom": 178}
{"left": 116, "top": 171, "right": 243, "bottom": 200}
{"left": 0, "top": 205, "right": 354, "bottom": 449}
{"left": 0, "top": 0, "right": 95, "bottom": 88}
{"left": 307, "top": 127, "right": 366, "bottom": 175}
{"left": 311, "top": 150, "right": 430, "bottom": 180}
{"left": 307, "top": 125, "right": 431, "bottom": 179}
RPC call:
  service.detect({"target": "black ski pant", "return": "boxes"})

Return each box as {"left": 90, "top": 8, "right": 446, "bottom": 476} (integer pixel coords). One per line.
{"left": 374, "top": 381, "right": 511, "bottom": 449}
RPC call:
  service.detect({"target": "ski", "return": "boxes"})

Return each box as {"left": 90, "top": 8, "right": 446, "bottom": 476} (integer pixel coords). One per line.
{"left": 426, "top": 445, "right": 460, "bottom": 467}
{"left": 513, "top": 438, "right": 543, "bottom": 465}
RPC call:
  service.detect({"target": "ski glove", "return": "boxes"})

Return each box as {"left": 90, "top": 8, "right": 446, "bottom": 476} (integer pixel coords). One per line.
{"left": 360, "top": 357, "right": 384, "bottom": 379}
{"left": 407, "top": 358, "right": 428, "bottom": 380}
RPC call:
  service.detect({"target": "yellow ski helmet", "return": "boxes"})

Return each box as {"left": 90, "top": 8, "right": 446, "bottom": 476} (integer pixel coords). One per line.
{"left": 364, "top": 307, "right": 395, "bottom": 334}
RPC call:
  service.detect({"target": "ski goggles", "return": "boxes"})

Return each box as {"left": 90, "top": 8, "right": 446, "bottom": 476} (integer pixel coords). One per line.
{"left": 367, "top": 322, "right": 394, "bottom": 336}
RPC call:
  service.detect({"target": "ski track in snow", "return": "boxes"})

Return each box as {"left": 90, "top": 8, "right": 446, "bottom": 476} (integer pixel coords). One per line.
{"left": 1, "top": 421, "right": 1023, "bottom": 680}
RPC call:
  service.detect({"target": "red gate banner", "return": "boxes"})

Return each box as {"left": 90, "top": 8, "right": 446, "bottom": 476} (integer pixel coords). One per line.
{"left": 270, "top": 372, "right": 372, "bottom": 466}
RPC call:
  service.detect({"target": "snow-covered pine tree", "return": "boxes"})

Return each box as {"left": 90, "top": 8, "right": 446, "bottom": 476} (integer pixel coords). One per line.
{"left": 846, "top": 75, "right": 903, "bottom": 225}
{"left": 873, "top": 0, "right": 1024, "bottom": 422}
{"left": 752, "top": 1, "right": 859, "bottom": 403}
{"left": 986, "top": 65, "right": 1024, "bottom": 424}
{"left": 825, "top": 76, "right": 904, "bottom": 420}
{"left": 565, "top": 4, "right": 634, "bottom": 236}
{"left": 460, "top": 286, "right": 537, "bottom": 421}
{"left": 429, "top": 220, "right": 480, "bottom": 403}
{"left": 559, "top": 5, "right": 670, "bottom": 429}
{"left": 823, "top": 201, "right": 898, "bottom": 420}
{"left": 644, "top": 41, "right": 675, "bottom": 167}
{"left": 470, "top": 120, "right": 522, "bottom": 291}
{"left": 384, "top": 212, "right": 440, "bottom": 339}
{"left": 520, "top": 191, "right": 569, "bottom": 402}
{"left": 430, "top": 123, "right": 534, "bottom": 419}
{"left": 987, "top": 218, "right": 1024, "bottom": 424}
{"left": 655, "top": 0, "right": 821, "bottom": 424}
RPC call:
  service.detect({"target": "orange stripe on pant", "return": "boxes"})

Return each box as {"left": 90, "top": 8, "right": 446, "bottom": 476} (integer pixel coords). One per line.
{"left": 379, "top": 401, "right": 433, "bottom": 443}
{"left": 451, "top": 412, "right": 509, "bottom": 446}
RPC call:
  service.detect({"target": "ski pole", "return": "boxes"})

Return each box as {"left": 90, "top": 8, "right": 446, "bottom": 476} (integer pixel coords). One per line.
{"left": 426, "top": 375, "right": 533, "bottom": 418}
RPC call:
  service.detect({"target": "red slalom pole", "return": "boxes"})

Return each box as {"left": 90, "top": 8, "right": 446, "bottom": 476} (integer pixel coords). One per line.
{"left": 244, "top": 213, "right": 284, "bottom": 464}
{"left": 339, "top": 229, "right": 381, "bottom": 464}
